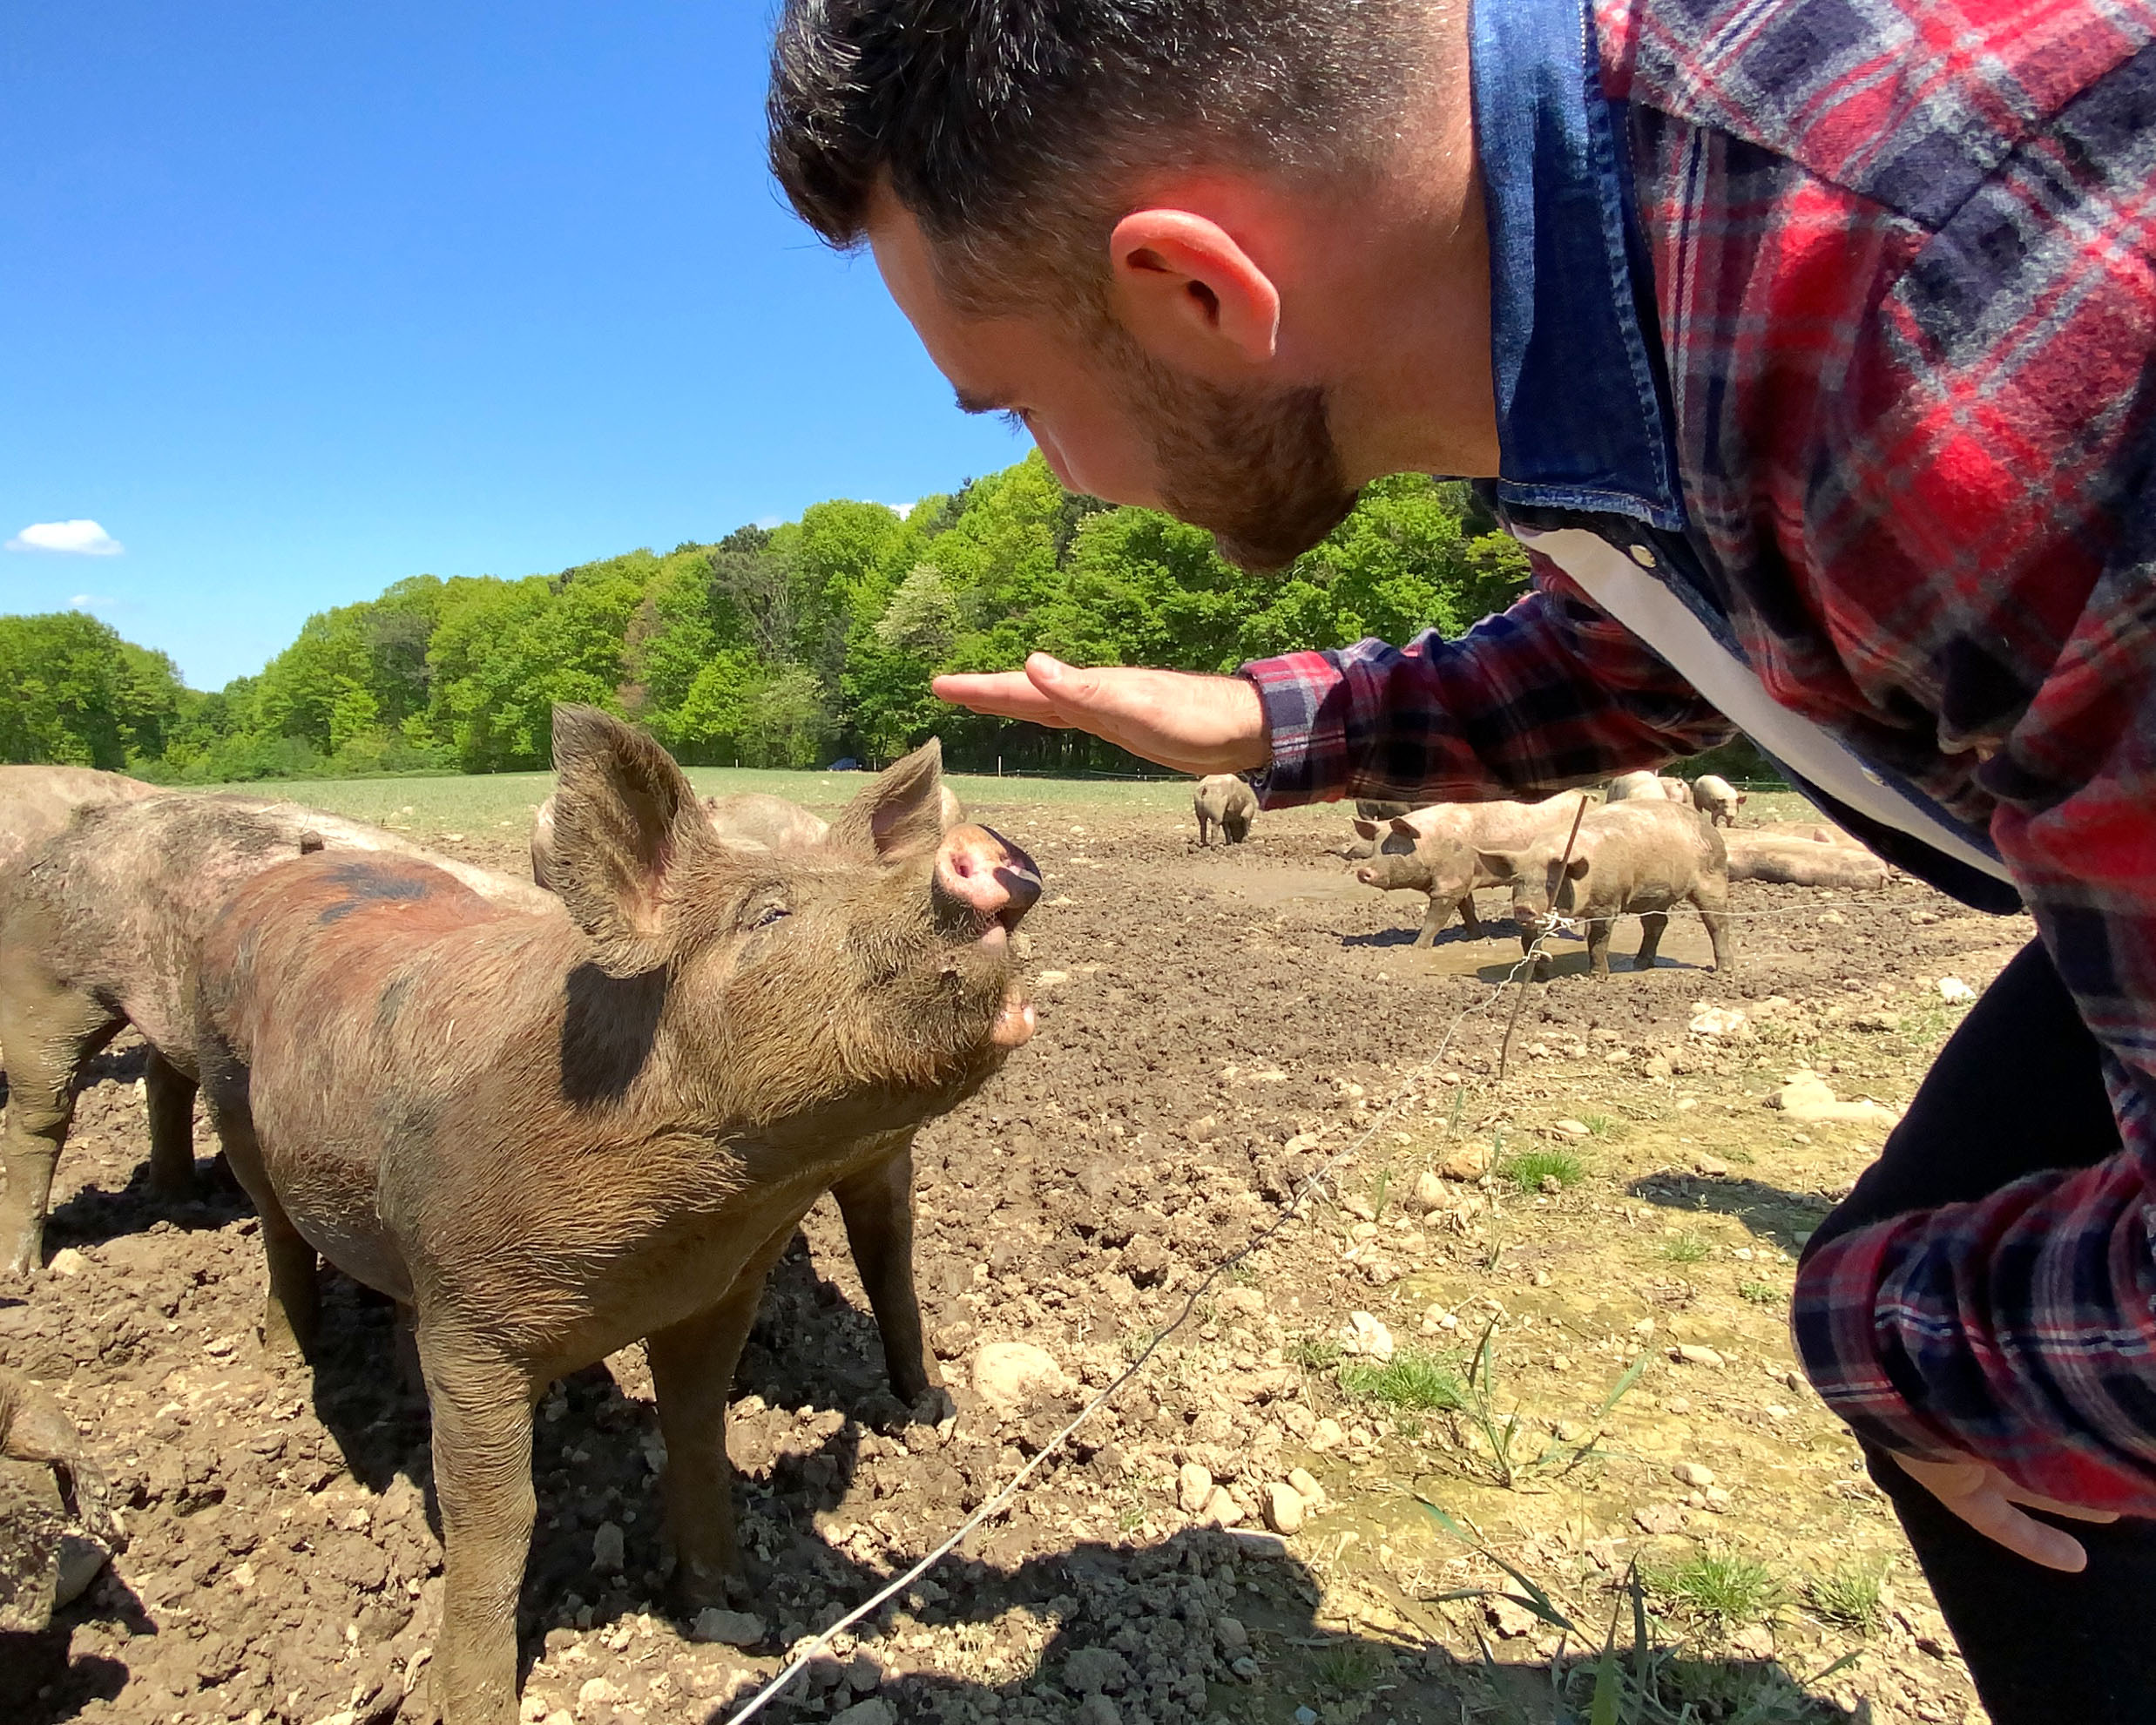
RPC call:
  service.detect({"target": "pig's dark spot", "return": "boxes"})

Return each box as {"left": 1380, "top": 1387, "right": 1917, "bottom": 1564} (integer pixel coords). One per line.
{"left": 375, "top": 972, "right": 413, "bottom": 1034}
{"left": 315, "top": 860, "right": 439, "bottom": 925}
{"left": 559, "top": 963, "right": 666, "bottom": 1106}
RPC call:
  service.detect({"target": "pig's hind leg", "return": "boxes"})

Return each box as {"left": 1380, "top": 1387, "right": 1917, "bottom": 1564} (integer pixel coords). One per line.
{"left": 0, "top": 974, "right": 121, "bottom": 1279}
{"left": 834, "top": 1138, "right": 947, "bottom": 1418}
{"left": 1633, "top": 910, "right": 1669, "bottom": 971}
{"left": 1691, "top": 876, "right": 1735, "bottom": 973}
{"left": 143, "top": 1049, "right": 199, "bottom": 1199}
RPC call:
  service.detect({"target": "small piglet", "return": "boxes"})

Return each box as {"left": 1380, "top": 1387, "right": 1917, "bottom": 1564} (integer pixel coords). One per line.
{"left": 1480, "top": 798, "right": 1733, "bottom": 976}
{"left": 193, "top": 708, "right": 1038, "bottom": 1725}
{"left": 1350, "top": 797, "right": 1582, "bottom": 945}
{"left": 1193, "top": 774, "right": 1258, "bottom": 845}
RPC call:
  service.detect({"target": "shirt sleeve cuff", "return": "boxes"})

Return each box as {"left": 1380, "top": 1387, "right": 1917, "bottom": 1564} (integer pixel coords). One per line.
{"left": 1790, "top": 1219, "right": 1969, "bottom": 1465}
{"left": 1239, "top": 651, "right": 1351, "bottom": 808}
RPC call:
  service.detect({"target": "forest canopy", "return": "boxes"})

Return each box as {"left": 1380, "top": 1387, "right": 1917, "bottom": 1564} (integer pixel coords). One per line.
{"left": 0, "top": 456, "right": 1532, "bottom": 780}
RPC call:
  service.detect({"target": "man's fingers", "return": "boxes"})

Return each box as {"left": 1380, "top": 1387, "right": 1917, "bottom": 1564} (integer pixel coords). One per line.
{"left": 2005, "top": 1492, "right": 2120, "bottom": 1525}
{"left": 1941, "top": 1488, "right": 2092, "bottom": 1572}
{"left": 929, "top": 672, "right": 1072, "bottom": 726}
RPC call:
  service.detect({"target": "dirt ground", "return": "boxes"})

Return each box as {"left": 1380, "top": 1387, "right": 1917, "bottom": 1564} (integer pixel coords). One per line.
{"left": 1, "top": 782, "right": 2028, "bottom": 1725}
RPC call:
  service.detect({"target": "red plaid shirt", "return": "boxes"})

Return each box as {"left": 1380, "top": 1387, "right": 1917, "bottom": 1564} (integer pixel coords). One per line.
{"left": 1243, "top": 0, "right": 2156, "bottom": 1508}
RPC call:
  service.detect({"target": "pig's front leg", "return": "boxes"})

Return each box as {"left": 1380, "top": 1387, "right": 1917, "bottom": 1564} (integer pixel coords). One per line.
{"left": 1455, "top": 895, "right": 1484, "bottom": 938}
{"left": 646, "top": 1221, "right": 800, "bottom": 1612}
{"left": 834, "top": 1140, "right": 945, "bottom": 1415}
{"left": 1412, "top": 894, "right": 1451, "bottom": 948}
{"left": 416, "top": 1332, "right": 537, "bottom": 1725}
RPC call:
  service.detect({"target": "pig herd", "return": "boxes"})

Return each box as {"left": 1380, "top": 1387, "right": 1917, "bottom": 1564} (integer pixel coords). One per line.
{"left": 0, "top": 733, "right": 1889, "bottom": 1720}
{"left": 0, "top": 718, "right": 1039, "bottom": 1723}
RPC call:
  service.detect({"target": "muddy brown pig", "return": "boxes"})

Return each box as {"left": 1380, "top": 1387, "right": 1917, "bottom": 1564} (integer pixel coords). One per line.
{"left": 1726, "top": 829, "right": 1888, "bottom": 886}
{"left": 0, "top": 766, "right": 162, "bottom": 880}
{"left": 537, "top": 781, "right": 973, "bottom": 1417}
{"left": 192, "top": 709, "right": 1038, "bottom": 1725}
{"left": 1193, "top": 774, "right": 1258, "bottom": 845}
{"left": 1350, "top": 796, "right": 1584, "bottom": 944}
{"left": 1481, "top": 798, "right": 1734, "bottom": 976}
{"left": 0, "top": 795, "right": 549, "bottom": 1277}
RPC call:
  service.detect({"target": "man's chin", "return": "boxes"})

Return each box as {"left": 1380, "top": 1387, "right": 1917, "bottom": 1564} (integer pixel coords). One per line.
{"left": 1193, "top": 491, "right": 1362, "bottom": 574}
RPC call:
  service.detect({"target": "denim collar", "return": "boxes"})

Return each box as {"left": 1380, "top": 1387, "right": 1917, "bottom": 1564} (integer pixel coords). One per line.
{"left": 1470, "top": 0, "right": 1685, "bottom": 533}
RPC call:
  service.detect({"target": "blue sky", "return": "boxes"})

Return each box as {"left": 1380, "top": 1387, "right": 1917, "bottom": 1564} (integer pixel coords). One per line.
{"left": 0, "top": 3, "right": 1027, "bottom": 689}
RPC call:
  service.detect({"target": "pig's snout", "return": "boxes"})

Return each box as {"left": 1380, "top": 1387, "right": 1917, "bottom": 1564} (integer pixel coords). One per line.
{"left": 933, "top": 824, "right": 1042, "bottom": 937}
{"left": 1355, "top": 865, "right": 1376, "bottom": 886}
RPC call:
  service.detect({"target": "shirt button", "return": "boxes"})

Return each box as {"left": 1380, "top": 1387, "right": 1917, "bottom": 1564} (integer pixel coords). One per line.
{"left": 1627, "top": 545, "right": 1657, "bottom": 569}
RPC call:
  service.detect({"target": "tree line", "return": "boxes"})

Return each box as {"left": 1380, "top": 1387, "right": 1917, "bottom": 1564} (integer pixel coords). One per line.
{"left": 1, "top": 456, "right": 1536, "bottom": 781}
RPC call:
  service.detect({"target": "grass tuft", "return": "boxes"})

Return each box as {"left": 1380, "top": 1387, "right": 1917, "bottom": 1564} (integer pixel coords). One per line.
{"left": 1737, "top": 1278, "right": 1781, "bottom": 1305}
{"left": 1339, "top": 1349, "right": 1465, "bottom": 1412}
{"left": 1804, "top": 1560, "right": 1886, "bottom": 1633}
{"left": 1288, "top": 1336, "right": 1344, "bottom": 1371}
{"left": 1499, "top": 1148, "right": 1585, "bottom": 1192}
{"left": 1308, "top": 1640, "right": 1387, "bottom": 1695}
{"left": 1658, "top": 1231, "right": 1711, "bottom": 1264}
{"left": 1648, "top": 1548, "right": 1781, "bottom": 1624}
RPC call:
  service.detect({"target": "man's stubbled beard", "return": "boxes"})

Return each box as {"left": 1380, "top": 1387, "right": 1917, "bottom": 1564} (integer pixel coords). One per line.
{"left": 1109, "top": 333, "right": 1362, "bottom": 572}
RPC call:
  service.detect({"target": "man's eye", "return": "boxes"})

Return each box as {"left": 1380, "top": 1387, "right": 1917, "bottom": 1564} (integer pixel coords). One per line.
{"left": 998, "top": 409, "right": 1031, "bottom": 433}
{"left": 750, "top": 902, "right": 790, "bottom": 929}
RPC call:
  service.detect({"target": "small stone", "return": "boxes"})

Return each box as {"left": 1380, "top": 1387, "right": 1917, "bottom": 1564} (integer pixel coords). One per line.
{"left": 1412, "top": 1169, "right": 1446, "bottom": 1211}
{"left": 1295, "top": 1709, "right": 1320, "bottom": 1725}
{"left": 1673, "top": 1461, "right": 1715, "bottom": 1488}
{"left": 832, "top": 1702, "right": 897, "bottom": 1725}
{"left": 1308, "top": 1417, "right": 1345, "bottom": 1452}
{"left": 1178, "top": 1461, "right": 1214, "bottom": 1515}
{"left": 1938, "top": 977, "right": 1976, "bottom": 1003}
{"left": 1486, "top": 1595, "right": 1539, "bottom": 1639}
{"left": 689, "top": 1607, "right": 765, "bottom": 1646}
{"left": 1693, "top": 1153, "right": 1730, "bottom": 1178}
{"left": 1217, "top": 1615, "right": 1251, "bottom": 1652}
{"left": 1264, "top": 1481, "right": 1306, "bottom": 1535}
{"left": 1439, "top": 1142, "right": 1490, "bottom": 1181}
{"left": 1665, "top": 1396, "right": 1692, "bottom": 1415}
{"left": 1673, "top": 1344, "right": 1727, "bottom": 1369}
{"left": 1228, "top": 1528, "right": 1292, "bottom": 1559}
{"left": 591, "top": 1521, "right": 625, "bottom": 1574}
{"left": 1531, "top": 1268, "right": 1552, "bottom": 1288}
{"left": 576, "top": 1676, "right": 618, "bottom": 1709}
{"left": 1229, "top": 1655, "right": 1260, "bottom": 1681}
{"left": 1063, "top": 1647, "right": 1132, "bottom": 1695}
{"left": 1551, "top": 1119, "right": 1591, "bottom": 1139}
{"left": 46, "top": 1248, "right": 86, "bottom": 1277}
{"left": 1288, "top": 1466, "right": 1324, "bottom": 1506}
{"left": 1687, "top": 1005, "right": 1747, "bottom": 1037}
{"left": 1632, "top": 1502, "right": 1686, "bottom": 1536}
{"left": 970, "top": 1341, "right": 1071, "bottom": 1410}
{"left": 1341, "top": 1311, "right": 1395, "bottom": 1361}
{"left": 1203, "top": 1485, "right": 1245, "bottom": 1528}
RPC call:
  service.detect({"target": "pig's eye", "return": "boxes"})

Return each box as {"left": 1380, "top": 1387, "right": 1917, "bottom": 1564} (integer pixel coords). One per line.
{"left": 742, "top": 890, "right": 791, "bottom": 930}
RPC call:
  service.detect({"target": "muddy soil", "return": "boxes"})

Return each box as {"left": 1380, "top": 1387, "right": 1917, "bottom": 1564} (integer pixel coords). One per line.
{"left": 2, "top": 797, "right": 2022, "bottom": 1725}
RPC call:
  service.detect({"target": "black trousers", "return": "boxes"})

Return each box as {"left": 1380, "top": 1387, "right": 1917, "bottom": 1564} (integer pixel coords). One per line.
{"left": 1805, "top": 940, "right": 2156, "bottom": 1723}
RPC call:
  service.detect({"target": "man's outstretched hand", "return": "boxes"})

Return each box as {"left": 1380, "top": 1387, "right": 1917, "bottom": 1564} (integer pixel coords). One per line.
{"left": 932, "top": 654, "right": 1272, "bottom": 777}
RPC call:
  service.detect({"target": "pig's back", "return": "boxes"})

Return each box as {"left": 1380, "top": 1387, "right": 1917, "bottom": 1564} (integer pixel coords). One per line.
{"left": 0, "top": 765, "right": 161, "bottom": 877}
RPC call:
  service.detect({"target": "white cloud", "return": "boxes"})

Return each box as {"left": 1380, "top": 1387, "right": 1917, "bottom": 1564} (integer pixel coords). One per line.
{"left": 754, "top": 515, "right": 782, "bottom": 531}
{"left": 882, "top": 501, "right": 915, "bottom": 520}
{"left": 7, "top": 518, "right": 125, "bottom": 556}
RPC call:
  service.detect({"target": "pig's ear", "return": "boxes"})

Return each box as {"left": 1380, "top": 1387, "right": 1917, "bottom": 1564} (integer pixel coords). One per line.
{"left": 1388, "top": 817, "right": 1419, "bottom": 838}
{"left": 832, "top": 737, "right": 947, "bottom": 861}
{"left": 548, "top": 705, "right": 709, "bottom": 977}
{"left": 1351, "top": 818, "right": 1380, "bottom": 841}
{"left": 1564, "top": 854, "right": 1592, "bottom": 879}
{"left": 1474, "top": 848, "right": 1519, "bottom": 882}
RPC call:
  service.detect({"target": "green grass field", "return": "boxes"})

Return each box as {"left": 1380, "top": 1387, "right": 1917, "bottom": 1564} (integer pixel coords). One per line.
{"left": 192, "top": 767, "right": 1206, "bottom": 837}
{"left": 193, "top": 767, "right": 1808, "bottom": 842}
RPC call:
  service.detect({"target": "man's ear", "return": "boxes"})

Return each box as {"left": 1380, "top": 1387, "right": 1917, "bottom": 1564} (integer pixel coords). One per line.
{"left": 830, "top": 738, "right": 947, "bottom": 862}
{"left": 548, "top": 706, "right": 709, "bottom": 977}
{"left": 1108, "top": 208, "right": 1281, "bottom": 376}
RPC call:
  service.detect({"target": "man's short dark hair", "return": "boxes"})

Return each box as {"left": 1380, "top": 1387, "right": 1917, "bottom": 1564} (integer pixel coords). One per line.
{"left": 767, "top": 0, "right": 1423, "bottom": 308}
